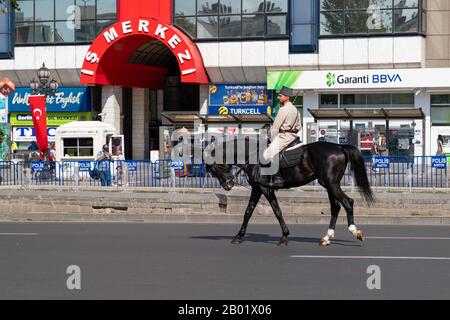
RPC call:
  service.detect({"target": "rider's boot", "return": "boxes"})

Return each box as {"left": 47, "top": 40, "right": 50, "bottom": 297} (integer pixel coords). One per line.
{"left": 266, "top": 171, "right": 285, "bottom": 188}
{"left": 259, "top": 163, "right": 285, "bottom": 188}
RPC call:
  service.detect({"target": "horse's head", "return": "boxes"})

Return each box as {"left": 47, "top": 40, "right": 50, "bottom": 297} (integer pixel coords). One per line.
{"left": 203, "top": 140, "right": 235, "bottom": 191}
{"left": 206, "top": 163, "right": 235, "bottom": 191}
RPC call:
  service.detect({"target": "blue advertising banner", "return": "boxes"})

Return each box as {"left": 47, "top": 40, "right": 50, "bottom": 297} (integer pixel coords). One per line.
{"left": 208, "top": 84, "right": 273, "bottom": 115}
{"left": 208, "top": 105, "right": 272, "bottom": 116}
{"left": 8, "top": 87, "right": 92, "bottom": 112}
{"left": 373, "top": 157, "right": 390, "bottom": 169}
{"left": 431, "top": 156, "right": 447, "bottom": 169}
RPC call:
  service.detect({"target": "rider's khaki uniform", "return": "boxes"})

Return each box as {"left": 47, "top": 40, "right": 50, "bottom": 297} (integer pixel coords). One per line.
{"left": 263, "top": 101, "right": 302, "bottom": 161}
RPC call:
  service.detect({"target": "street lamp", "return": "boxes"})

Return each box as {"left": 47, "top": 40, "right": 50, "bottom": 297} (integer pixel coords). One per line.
{"left": 30, "top": 63, "right": 59, "bottom": 96}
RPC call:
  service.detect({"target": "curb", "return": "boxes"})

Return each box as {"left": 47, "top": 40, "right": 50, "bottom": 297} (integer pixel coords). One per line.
{"left": 1, "top": 214, "right": 449, "bottom": 225}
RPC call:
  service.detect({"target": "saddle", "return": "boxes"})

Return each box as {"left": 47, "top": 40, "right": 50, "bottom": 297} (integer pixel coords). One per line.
{"left": 279, "top": 137, "right": 303, "bottom": 168}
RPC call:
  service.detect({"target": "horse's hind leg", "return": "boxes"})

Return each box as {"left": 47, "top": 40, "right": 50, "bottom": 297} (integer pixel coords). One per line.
{"left": 330, "top": 185, "right": 365, "bottom": 242}
{"left": 320, "top": 191, "right": 341, "bottom": 247}
{"left": 231, "top": 188, "right": 262, "bottom": 244}
{"left": 264, "top": 190, "right": 290, "bottom": 246}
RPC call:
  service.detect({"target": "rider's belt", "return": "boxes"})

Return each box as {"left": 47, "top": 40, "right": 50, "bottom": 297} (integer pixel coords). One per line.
{"left": 279, "top": 129, "right": 299, "bottom": 134}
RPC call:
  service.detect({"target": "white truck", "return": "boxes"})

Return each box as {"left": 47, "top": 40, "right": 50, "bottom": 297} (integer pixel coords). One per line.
{"left": 54, "top": 121, "right": 124, "bottom": 180}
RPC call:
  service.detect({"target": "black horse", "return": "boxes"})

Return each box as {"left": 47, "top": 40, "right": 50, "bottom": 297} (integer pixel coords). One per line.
{"left": 205, "top": 137, "right": 375, "bottom": 246}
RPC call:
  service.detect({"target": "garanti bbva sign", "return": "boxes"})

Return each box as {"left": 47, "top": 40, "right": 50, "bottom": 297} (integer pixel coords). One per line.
{"left": 268, "top": 68, "right": 450, "bottom": 90}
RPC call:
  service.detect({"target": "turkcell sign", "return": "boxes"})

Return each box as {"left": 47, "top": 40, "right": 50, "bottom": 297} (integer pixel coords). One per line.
{"left": 373, "top": 157, "right": 390, "bottom": 169}
{"left": 431, "top": 156, "right": 447, "bottom": 169}
{"left": 208, "top": 105, "right": 270, "bottom": 116}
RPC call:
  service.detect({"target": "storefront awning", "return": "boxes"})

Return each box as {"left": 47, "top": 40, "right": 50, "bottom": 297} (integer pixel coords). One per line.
{"left": 308, "top": 108, "right": 425, "bottom": 120}
{"left": 161, "top": 112, "right": 273, "bottom": 125}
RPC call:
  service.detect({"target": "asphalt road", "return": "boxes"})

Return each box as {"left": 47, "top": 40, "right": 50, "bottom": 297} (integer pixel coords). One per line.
{"left": 0, "top": 222, "right": 449, "bottom": 300}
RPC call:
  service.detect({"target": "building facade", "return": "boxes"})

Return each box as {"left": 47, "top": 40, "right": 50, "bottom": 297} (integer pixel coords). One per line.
{"left": 0, "top": 0, "right": 449, "bottom": 159}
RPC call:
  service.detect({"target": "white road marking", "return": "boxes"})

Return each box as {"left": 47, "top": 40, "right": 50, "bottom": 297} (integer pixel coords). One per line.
{"left": 0, "top": 233, "right": 39, "bottom": 236}
{"left": 366, "top": 237, "right": 450, "bottom": 240}
{"left": 290, "top": 255, "right": 450, "bottom": 261}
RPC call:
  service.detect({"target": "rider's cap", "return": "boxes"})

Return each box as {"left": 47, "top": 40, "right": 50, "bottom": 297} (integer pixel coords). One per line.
{"left": 279, "top": 86, "right": 294, "bottom": 97}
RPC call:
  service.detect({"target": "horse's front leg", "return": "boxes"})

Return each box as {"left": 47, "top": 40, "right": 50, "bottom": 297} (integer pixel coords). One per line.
{"left": 264, "top": 189, "right": 290, "bottom": 246}
{"left": 232, "top": 188, "right": 262, "bottom": 244}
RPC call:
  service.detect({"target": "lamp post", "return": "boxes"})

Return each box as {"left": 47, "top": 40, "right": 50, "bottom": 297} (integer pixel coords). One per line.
{"left": 28, "top": 63, "right": 59, "bottom": 160}
{"left": 30, "top": 63, "right": 59, "bottom": 97}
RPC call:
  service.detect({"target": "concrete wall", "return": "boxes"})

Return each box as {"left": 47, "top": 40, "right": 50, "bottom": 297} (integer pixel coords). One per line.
{"left": 132, "top": 88, "right": 150, "bottom": 160}
{"left": 101, "top": 86, "right": 123, "bottom": 134}
{"left": 199, "top": 37, "right": 425, "bottom": 83}
{"left": 426, "top": 0, "right": 450, "bottom": 67}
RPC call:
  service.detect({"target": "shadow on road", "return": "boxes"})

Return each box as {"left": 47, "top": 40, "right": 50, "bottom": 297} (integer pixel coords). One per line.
{"left": 191, "top": 233, "right": 362, "bottom": 247}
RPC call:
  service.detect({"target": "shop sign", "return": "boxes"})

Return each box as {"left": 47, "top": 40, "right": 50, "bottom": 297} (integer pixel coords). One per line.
{"left": 81, "top": 18, "right": 209, "bottom": 84}
{"left": 431, "top": 156, "right": 447, "bottom": 169}
{"left": 10, "top": 112, "right": 92, "bottom": 126}
{"left": 8, "top": 88, "right": 92, "bottom": 112}
{"left": 0, "top": 77, "right": 15, "bottom": 96}
{"left": 268, "top": 68, "right": 450, "bottom": 90}
{"left": 13, "top": 127, "right": 57, "bottom": 142}
{"left": 373, "top": 157, "right": 390, "bottom": 169}
{"left": 208, "top": 105, "right": 271, "bottom": 116}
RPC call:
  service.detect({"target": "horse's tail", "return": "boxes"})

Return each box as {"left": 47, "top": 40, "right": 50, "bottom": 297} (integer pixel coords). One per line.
{"left": 340, "top": 145, "right": 375, "bottom": 206}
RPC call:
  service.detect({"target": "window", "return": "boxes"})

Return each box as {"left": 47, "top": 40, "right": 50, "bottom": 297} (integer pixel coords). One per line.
{"left": 320, "top": 93, "right": 414, "bottom": 109}
{"left": 0, "top": 2, "right": 14, "bottom": 58}
{"left": 290, "top": 0, "right": 318, "bottom": 53}
{"left": 431, "top": 95, "right": 450, "bottom": 126}
{"left": 63, "top": 138, "right": 94, "bottom": 157}
{"left": 174, "top": 0, "right": 288, "bottom": 40}
{"left": 15, "top": 0, "right": 116, "bottom": 45}
{"left": 319, "top": 0, "right": 424, "bottom": 37}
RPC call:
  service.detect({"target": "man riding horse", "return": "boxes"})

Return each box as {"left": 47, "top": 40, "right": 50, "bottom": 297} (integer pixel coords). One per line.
{"left": 262, "top": 86, "right": 302, "bottom": 187}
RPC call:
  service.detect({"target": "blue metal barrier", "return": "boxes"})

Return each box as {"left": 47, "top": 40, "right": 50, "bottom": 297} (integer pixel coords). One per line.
{"left": 0, "top": 156, "right": 447, "bottom": 189}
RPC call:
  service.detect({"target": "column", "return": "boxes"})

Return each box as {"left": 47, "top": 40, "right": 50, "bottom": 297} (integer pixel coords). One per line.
{"left": 415, "top": 89, "right": 430, "bottom": 157}
{"left": 199, "top": 85, "right": 209, "bottom": 115}
{"left": 132, "top": 88, "right": 150, "bottom": 160}
{"left": 101, "top": 86, "right": 123, "bottom": 134}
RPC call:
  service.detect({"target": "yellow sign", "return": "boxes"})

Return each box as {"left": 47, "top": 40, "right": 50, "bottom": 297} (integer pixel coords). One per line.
{"left": 219, "top": 106, "right": 229, "bottom": 115}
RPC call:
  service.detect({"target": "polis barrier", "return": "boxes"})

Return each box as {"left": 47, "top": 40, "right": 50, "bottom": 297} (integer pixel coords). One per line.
{"left": 0, "top": 156, "right": 448, "bottom": 189}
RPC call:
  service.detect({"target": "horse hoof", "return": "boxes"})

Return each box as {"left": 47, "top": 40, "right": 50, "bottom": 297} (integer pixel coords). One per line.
{"left": 278, "top": 239, "right": 289, "bottom": 246}
{"left": 320, "top": 239, "right": 331, "bottom": 247}
{"left": 356, "top": 230, "right": 365, "bottom": 242}
{"left": 231, "top": 237, "right": 243, "bottom": 244}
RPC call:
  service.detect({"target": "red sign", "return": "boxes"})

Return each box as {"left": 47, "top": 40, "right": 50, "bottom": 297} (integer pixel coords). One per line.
{"left": 0, "top": 77, "right": 15, "bottom": 97}
{"left": 320, "top": 130, "right": 326, "bottom": 136}
{"left": 80, "top": 18, "right": 209, "bottom": 88}
{"left": 29, "top": 95, "right": 49, "bottom": 153}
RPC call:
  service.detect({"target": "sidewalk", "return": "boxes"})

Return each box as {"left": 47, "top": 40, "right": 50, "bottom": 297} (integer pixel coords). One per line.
{"left": 0, "top": 186, "right": 450, "bottom": 225}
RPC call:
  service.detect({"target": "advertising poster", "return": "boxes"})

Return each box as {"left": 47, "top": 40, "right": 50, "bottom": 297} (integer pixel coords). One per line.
{"left": 0, "top": 124, "right": 11, "bottom": 161}
{"left": 208, "top": 84, "right": 273, "bottom": 116}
